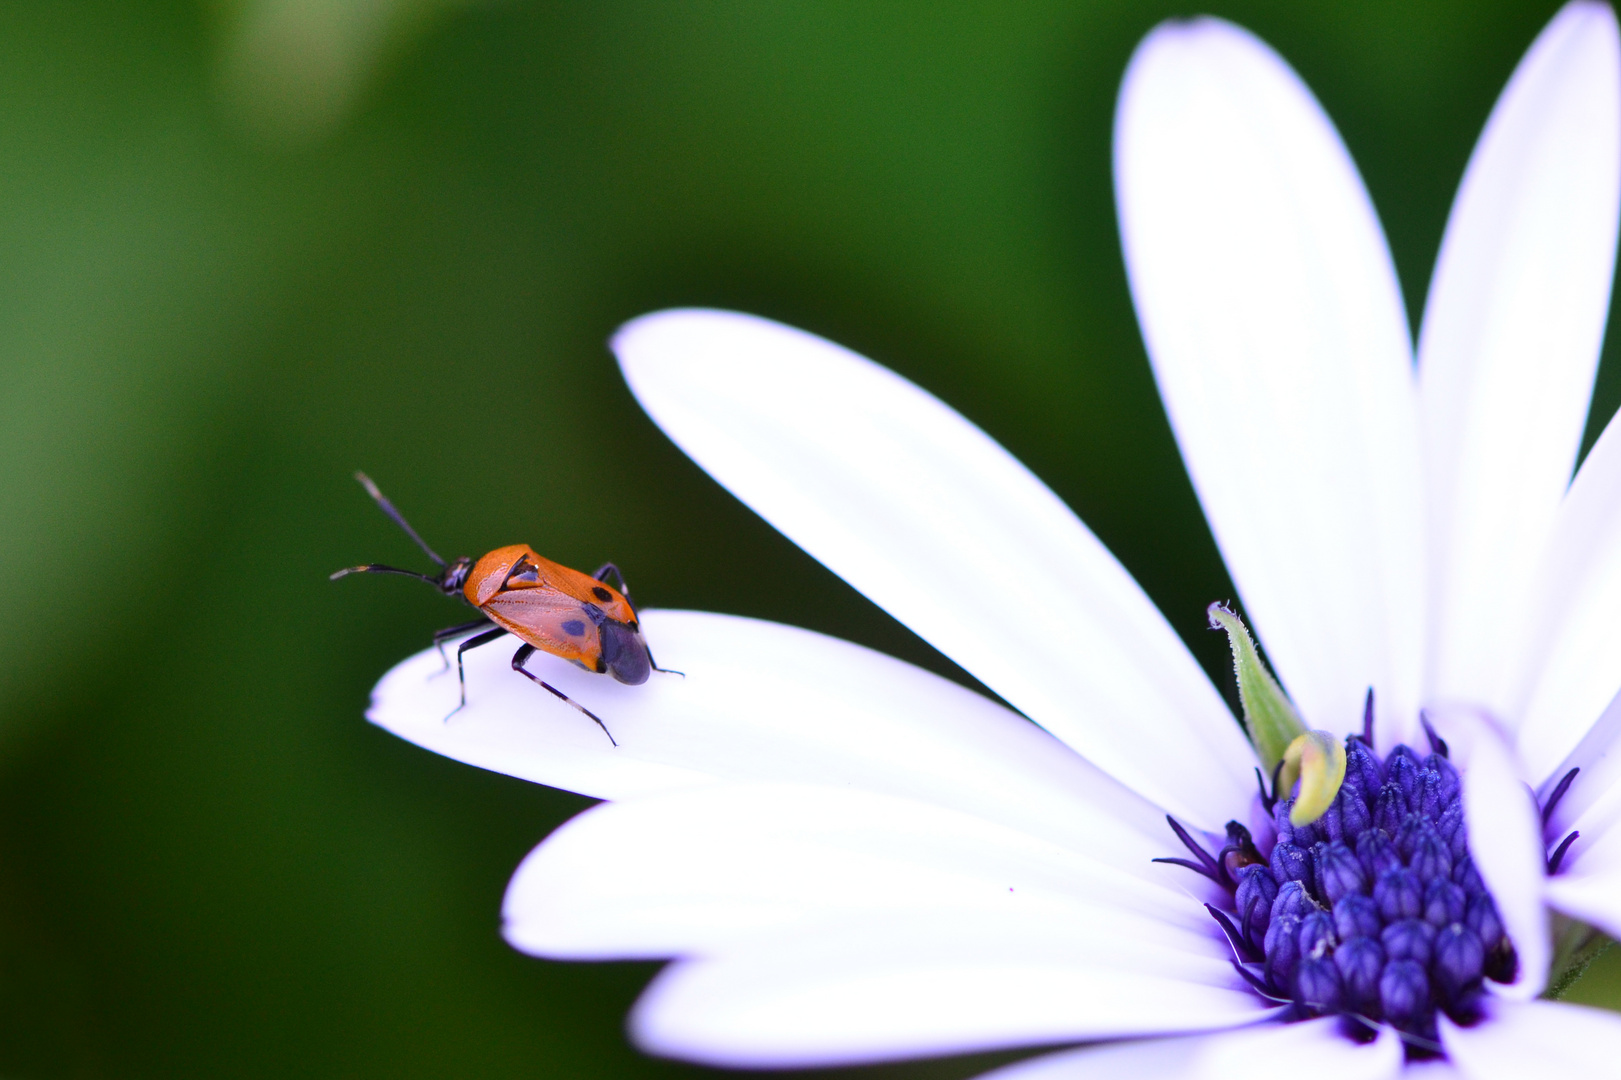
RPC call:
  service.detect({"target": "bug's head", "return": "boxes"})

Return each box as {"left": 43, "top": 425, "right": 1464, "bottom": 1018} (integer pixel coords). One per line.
{"left": 599, "top": 619, "right": 651, "bottom": 685}
{"left": 437, "top": 556, "right": 472, "bottom": 596}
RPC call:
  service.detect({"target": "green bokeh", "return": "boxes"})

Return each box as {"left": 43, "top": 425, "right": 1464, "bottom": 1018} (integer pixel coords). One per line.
{"left": 1, "top": 2, "right": 1616, "bottom": 1076}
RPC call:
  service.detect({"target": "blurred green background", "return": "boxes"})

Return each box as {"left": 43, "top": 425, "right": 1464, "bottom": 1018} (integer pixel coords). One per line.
{"left": 2, "top": 1, "right": 1619, "bottom": 1076}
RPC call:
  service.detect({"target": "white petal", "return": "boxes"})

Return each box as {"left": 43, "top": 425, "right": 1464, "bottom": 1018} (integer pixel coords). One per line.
{"left": 504, "top": 783, "right": 1223, "bottom": 962}
{"left": 1535, "top": 686, "right": 1621, "bottom": 935}
{"left": 979, "top": 1020, "right": 1402, "bottom": 1080}
{"left": 1115, "top": 18, "right": 1424, "bottom": 747}
{"left": 1516, "top": 416, "right": 1621, "bottom": 781}
{"left": 629, "top": 918, "right": 1269, "bottom": 1067}
{"left": 1442, "top": 998, "right": 1621, "bottom": 1080}
{"left": 1403, "top": 1064, "right": 1467, "bottom": 1080}
{"left": 1432, "top": 707, "right": 1550, "bottom": 997}
{"left": 369, "top": 609, "right": 1178, "bottom": 868}
{"left": 974, "top": 1038, "right": 1205, "bottom": 1080}
{"left": 1420, "top": 2, "right": 1621, "bottom": 720}
{"left": 1544, "top": 866, "right": 1621, "bottom": 939}
{"left": 1535, "top": 686, "right": 1621, "bottom": 900}
{"left": 614, "top": 310, "right": 1254, "bottom": 830}
{"left": 1535, "top": 682, "right": 1621, "bottom": 852}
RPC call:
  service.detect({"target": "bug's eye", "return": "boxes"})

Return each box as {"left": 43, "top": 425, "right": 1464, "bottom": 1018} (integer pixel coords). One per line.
{"left": 505, "top": 558, "right": 540, "bottom": 587}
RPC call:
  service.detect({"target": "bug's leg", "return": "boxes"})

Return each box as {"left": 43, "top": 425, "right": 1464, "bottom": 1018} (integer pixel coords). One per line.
{"left": 442, "top": 627, "right": 508, "bottom": 721}
{"left": 432, "top": 617, "right": 494, "bottom": 672}
{"left": 592, "top": 562, "right": 630, "bottom": 597}
{"left": 511, "top": 644, "right": 618, "bottom": 746}
{"left": 646, "top": 646, "right": 684, "bottom": 678}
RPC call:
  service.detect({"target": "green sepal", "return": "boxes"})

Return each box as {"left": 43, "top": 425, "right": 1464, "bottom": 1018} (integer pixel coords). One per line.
{"left": 1208, "top": 602, "right": 1306, "bottom": 773}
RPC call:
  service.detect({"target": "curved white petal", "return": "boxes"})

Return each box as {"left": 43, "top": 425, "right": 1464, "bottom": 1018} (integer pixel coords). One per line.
{"left": 1536, "top": 683, "right": 1621, "bottom": 853}
{"left": 1544, "top": 867, "right": 1621, "bottom": 939}
{"left": 1432, "top": 708, "right": 1550, "bottom": 997}
{"left": 1537, "top": 688, "right": 1621, "bottom": 926}
{"left": 504, "top": 783, "right": 1221, "bottom": 962}
{"left": 1403, "top": 1064, "right": 1467, "bottom": 1080}
{"left": 1516, "top": 416, "right": 1621, "bottom": 781}
{"left": 1442, "top": 998, "right": 1621, "bottom": 1080}
{"left": 1420, "top": 2, "right": 1621, "bottom": 721}
{"left": 1535, "top": 689, "right": 1621, "bottom": 938}
{"left": 1115, "top": 18, "right": 1424, "bottom": 748}
{"left": 1397, "top": 1065, "right": 1465, "bottom": 1080}
{"left": 614, "top": 310, "right": 1253, "bottom": 830}
{"left": 629, "top": 917, "right": 1268, "bottom": 1068}
{"left": 975, "top": 1038, "right": 1205, "bottom": 1080}
{"left": 369, "top": 609, "right": 1175, "bottom": 865}
{"left": 978, "top": 1020, "right": 1402, "bottom": 1080}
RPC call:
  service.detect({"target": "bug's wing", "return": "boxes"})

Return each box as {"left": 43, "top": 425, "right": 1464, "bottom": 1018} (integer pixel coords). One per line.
{"left": 523, "top": 554, "right": 639, "bottom": 625}
{"left": 481, "top": 587, "right": 605, "bottom": 672}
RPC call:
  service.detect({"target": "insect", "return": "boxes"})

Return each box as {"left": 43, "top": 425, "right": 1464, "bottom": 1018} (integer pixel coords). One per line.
{"left": 332, "top": 472, "right": 674, "bottom": 744}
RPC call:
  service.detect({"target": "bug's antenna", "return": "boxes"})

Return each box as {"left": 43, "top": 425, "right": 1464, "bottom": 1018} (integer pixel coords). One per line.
{"left": 355, "top": 471, "right": 446, "bottom": 567}
{"left": 330, "top": 563, "right": 439, "bottom": 584}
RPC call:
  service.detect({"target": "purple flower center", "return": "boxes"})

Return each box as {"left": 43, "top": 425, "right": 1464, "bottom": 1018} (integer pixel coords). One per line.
{"left": 1161, "top": 734, "right": 1527, "bottom": 1057}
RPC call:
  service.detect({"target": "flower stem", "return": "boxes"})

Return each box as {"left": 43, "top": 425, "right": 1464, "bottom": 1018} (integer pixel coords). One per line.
{"left": 1545, "top": 914, "right": 1614, "bottom": 999}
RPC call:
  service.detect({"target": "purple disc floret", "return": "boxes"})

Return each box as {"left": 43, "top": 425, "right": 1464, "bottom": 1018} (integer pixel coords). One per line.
{"left": 1159, "top": 733, "right": 1523, "bottom": 1056}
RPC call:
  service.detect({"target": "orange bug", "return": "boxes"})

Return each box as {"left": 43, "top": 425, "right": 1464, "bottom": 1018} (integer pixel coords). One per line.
{"left": 332, "top": 472, "right": 675, "bottom": 744}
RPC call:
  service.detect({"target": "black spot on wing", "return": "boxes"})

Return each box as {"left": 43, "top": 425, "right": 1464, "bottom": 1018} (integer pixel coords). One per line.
{"left": 562, "top": 619, "right": 587, "bottom": 637}
{"left": 592, "top": 585, "right": 613, "bottom": 602}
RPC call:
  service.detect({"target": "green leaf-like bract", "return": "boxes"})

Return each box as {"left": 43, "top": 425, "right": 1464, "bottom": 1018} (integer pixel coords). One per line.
{"left": 1208, "top": 602, "right": 1306, "bottom": 773}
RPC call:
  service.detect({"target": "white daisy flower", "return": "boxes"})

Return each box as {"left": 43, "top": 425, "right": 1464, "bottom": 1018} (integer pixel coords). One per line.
{"left": 366, "top": 3, "right": 1621, "bottom": 1075}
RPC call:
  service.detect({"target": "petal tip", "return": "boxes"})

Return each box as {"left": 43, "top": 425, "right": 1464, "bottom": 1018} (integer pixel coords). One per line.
{"left": 1131, "top": 14, "right": 1249, "bottom": 55}
{"left": 1562, "top": 0, "right": 1619, "bottom": 34}
{"left": 1122, "top": 14, "right": 1288, "bottom": 90}
{"left": 611, "top": 307, "right": 739, "bottom": 369}
{"left": 1539, "top": 0, "right": 1620, "bottom": 83}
